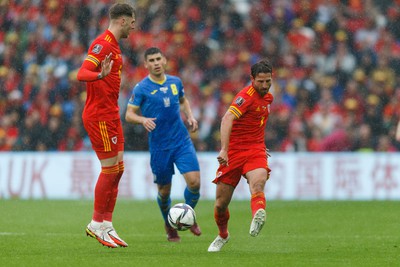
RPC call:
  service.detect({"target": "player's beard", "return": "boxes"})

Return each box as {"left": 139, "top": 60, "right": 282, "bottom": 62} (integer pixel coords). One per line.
{"left": 121, "top": 26, "right": 131, "bottom": 39}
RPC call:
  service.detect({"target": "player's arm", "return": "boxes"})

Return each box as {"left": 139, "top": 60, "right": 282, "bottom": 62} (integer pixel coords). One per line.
{"left": 125, "top": 104, "right": 156, "bottom": 132}
{"left": 77, "top": 53, "right": 113, "bottom": 82}
{"left": 179, "top": 96, "right": 198, "bottom": 132}
{"left": 218, "top": 110, "right": 236, "bottom": 166}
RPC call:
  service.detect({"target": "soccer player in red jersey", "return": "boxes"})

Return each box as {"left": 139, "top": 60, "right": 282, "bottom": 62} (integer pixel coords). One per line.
{"left": 208, "top": 60, "right": 274, "bottom": 252}
{"left": 76, "top": 2, "right": 136, "bottom": 248}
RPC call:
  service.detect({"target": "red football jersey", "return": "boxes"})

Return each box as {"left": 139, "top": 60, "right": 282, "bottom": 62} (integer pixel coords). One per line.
{"left": 228, "top": 85, "right": 274, "bottom": 150}
{"left": 82, "top": 30, "right": 123, "bottom": 121}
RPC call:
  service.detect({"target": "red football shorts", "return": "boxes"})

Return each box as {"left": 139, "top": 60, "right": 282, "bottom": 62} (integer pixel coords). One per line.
{"left": 213, "top": 148, "right": 271, "bottom": 188}
{"left": 83, "top": 118, "right": 124, "bottom": 160}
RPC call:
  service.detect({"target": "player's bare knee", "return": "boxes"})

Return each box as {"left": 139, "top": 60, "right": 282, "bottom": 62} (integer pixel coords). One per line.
{"left": 214, "top": 202, "right": 228, "bottom": 213}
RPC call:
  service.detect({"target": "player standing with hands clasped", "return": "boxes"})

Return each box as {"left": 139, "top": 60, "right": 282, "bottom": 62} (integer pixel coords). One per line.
{"left": 77, "top": 2, "right": 136, "bottom": 248}
{"left": 125, "top": 47, "right": 201, "bottom": 242}
{"left": 208, "top": 60, "right": 274, "bottom": 252}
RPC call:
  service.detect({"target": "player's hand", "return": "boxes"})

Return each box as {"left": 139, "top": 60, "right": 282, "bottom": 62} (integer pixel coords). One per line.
{"left": 100, "top": 53, "right": 113, "bottom": 77}
{"left": 217, "top": 150, "right": 229, "bottom": 166}
{"left": 142, "top": 117, "right": 156, "bottom": 132}
{"left": 187, "top": 117, "right": 198, "bottom": 132}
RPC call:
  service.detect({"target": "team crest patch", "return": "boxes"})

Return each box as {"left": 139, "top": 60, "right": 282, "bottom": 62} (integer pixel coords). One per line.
{"left": 92, "top": 44, "right": 103, "bottom": 54}
{"left": 235, "top": 96, "right": 245, "bottom": 107}
{"left": 111, "top": 136, "right": 117, "bottom": 144}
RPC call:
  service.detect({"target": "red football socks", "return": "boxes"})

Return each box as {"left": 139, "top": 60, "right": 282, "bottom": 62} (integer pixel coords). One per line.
{"left": 215, "top": 208, "right": 230, "bottom": 239}
{"left": 92, "top": 164, "right": 119, "bottom": 222}
{"left": 104, "top": 161, "right": 124, "bottom": 222}
{"left": 251, "top": 192, "right": 266, "bottom": 217}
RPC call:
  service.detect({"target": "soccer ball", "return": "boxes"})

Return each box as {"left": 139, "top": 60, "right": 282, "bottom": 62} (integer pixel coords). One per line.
{"left": 167, "top": 203, "right": 196, "bottom": 231}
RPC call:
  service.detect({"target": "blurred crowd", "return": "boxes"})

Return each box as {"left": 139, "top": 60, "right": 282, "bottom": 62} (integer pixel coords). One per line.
{"left": 1, "top": 0, "right": 400, "bottom": 152}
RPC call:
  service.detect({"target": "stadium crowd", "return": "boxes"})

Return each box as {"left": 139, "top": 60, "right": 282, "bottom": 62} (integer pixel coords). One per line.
{"left": 1, "top": 0, "right": 400, "bottom": 152}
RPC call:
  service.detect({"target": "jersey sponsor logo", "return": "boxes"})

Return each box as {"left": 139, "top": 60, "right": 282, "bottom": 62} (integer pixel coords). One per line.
{"left": 111, "top": 136, "right": 117, "bottom": 144}
{"left": 160, "top": 87, "right": 168, "bottom": 93}
{"left": 163, "top": 97, "right": 170, "bottom": 107}
{"left": 151, "top": 89, "right": 158, "bottom": 95}
{"left": 92, "top": 44, "right": 103, "bottom": 54}
{"left": 235, "top": 96, "right": 245, "bottom": 107}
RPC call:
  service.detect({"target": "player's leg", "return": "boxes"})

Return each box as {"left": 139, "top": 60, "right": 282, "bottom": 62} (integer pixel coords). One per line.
{"left": 83, "top": 120, "right": 119, "bottom": 248}
{"left": 175, "top": 142, "right": 201, "bottom": 235}
{"left": 103, "top": 122, "right": 128, "bottom": 247}
{"left": 243, "top": 148, "right": 270, "bottom": 237}
{"left": 157, "top": 183, "right": 180, "bottom": 242}
{"left": 86, "top": 156, "right": 119, "bottom": 248}
{"left": 175, "top": 141, "right": 201, "bottom": 208}
{"left": 151, "top": 150, "right": 179, "bottom": 241}
{"left": 208, "top": 182, "right": 234, "bottom": 252}
{"left": 157, "top": 183, "right": 172, "bottom": 225}
{"left": 182, "top": 171, "right": 202, "bottom": 236}
{"left": 246, "top": 168, "right": 268, "bottom": 237}
{"left": 208, "top": 150, "right": 242, "bottom": 252}
{"left": 214, "top": 182, "right": 234, "bottom": 238}
{"left": 182, "top": 171, "right": 200, "bottom": 208}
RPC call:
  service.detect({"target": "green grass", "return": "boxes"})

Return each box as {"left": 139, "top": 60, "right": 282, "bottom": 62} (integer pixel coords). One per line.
{"left": 0, "top": 200, "right": 399, "bottom": 267}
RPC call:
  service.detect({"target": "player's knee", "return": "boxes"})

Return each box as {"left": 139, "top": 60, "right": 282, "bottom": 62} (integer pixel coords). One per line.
{"left": 185, "top": 172, "right": 200, "bottom": 189}
{"left": 214, "top": 202, "right": 228, "bottom": 213}
{"left": 187, "top": 180, "right": 200, "bottom": 191}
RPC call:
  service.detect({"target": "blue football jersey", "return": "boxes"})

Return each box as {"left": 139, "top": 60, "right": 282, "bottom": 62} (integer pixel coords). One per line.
{"left": 127, "top": 75, "right": 191, "bottom": 151}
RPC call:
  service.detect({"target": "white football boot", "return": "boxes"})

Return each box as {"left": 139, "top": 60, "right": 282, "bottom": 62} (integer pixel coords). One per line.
{"left": 249, "top": 209, "right": 266, "bottom": 237}
{"left": 207, "top": 234, "right": 230, "bottom": 252}
{"left": 86, "top": 223, "right": 118, "bottom": 248}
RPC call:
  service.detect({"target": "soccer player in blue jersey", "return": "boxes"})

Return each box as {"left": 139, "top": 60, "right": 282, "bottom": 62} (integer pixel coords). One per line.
{"left": 125, "top": 47, "right": 201, "bottom": 242}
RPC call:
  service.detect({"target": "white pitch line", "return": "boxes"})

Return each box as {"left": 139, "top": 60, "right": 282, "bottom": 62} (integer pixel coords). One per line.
{"left": 0, "top": 232, "right": 26, "bottom": 236}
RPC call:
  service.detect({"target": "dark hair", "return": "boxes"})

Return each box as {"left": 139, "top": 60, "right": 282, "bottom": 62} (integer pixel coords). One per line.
{"left": 109, "top": 2, "right": 136, "bottom": 20}
{"left": 144, "top": 47, "right": 163, "bottom": 60}
{"left": 251, "top": 59, "right": 272, "bottom": 78}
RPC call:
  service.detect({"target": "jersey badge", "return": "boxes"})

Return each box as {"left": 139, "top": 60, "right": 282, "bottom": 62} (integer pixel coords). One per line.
{"left": 163, "top": 97, "right": 170, "bottom": 107}
{"left": 111, "top": 136, "right": 117, "bottom": 144}
{"left": 92, "top": 44, "right": 103, "bottom": 54}
{"left": 235, "top": 96, "right": 245, "bottom": 107}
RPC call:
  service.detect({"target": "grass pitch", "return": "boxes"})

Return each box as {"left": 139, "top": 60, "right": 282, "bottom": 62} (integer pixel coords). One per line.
{"left": 0, "top": 200, "right": 399, "bottom": 267}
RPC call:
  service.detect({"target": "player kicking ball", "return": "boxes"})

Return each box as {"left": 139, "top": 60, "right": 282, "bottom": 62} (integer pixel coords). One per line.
{"left": 208, "top": 59, "right": 274, "bottom": 252}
